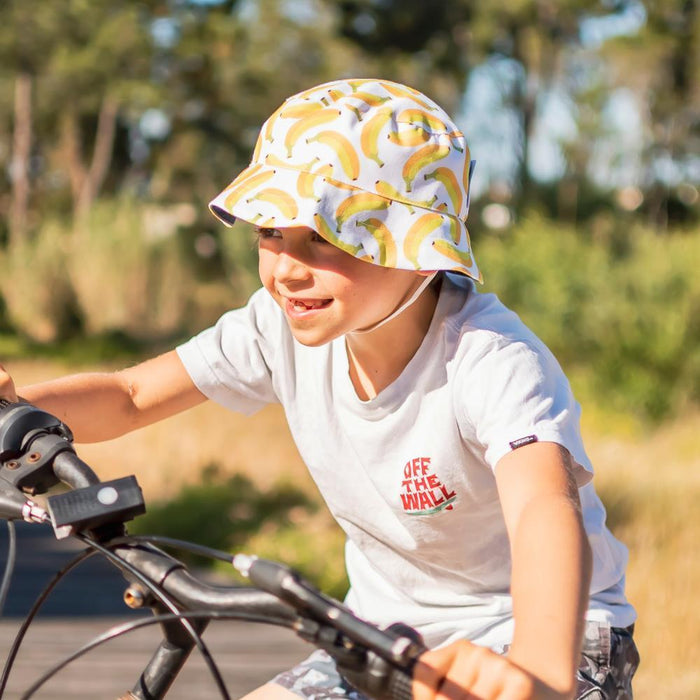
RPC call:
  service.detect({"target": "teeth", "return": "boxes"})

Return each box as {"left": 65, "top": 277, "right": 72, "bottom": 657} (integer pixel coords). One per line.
{"left": 292, "top": 299, "right": 325, "bottom": 309}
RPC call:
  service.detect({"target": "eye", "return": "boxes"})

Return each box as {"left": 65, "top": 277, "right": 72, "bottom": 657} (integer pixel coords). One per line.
{"left": 310, "top": 229, "right": 329, "bottom": 243}
{"left": 255, "top": 227, "right": 282, "bottom": 240}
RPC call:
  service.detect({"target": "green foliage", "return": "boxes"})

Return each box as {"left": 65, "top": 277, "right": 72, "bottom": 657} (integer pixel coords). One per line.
{"left": 69, "top": 198, "right": 196, "bottom": 340}
{"left": 243, "top": 516, "right": 349, "bottom": 601}
{"left": 0, "top": 221, "right": 78, "bottom": 342}
{"left": 131, "top": 465, "right": 312, "bottom": 554}
{"left": 477, "top": 217, "right": 700, "bottom": 423}
{"left": 0, "top": 198, "right": 200, "bottom": 344}
{"left": 218, "top": 221, "right": 263, "bottom": 305}
{"left": 143, "top": 0, "right": 380, "bottom": 205}
{"left": 0, "top": 329, "right": 155, "bottom": 366}
{"left": 130, "top": 464, "right": 349, "bottom": 599}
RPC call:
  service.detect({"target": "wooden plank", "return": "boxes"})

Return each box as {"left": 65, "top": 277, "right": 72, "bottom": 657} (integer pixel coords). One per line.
{"left": 0, "top": 617, "right": 311, "bottom": 699}
{"left": 0, "top": 517, "right": 312, "bottom": 697}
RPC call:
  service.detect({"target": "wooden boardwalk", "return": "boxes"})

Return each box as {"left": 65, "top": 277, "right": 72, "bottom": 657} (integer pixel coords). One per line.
{"left": 0, "top": 617, "right": 310, "bottom": 699}
{"left": 0, "top": 523, "right": 310, "bottom": 699}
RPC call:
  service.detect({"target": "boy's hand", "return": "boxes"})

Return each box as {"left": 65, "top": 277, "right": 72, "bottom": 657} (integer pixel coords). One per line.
{"left": 413, "top": 639, "right": 569, "bottom": 700}
{"left": 0, "top": 363, "right": 18, "bottom": 402}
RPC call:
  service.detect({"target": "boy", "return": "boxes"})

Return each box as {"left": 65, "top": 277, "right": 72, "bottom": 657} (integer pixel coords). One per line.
{"left": 0, "top": 78, "right": 638, "bottom": 699}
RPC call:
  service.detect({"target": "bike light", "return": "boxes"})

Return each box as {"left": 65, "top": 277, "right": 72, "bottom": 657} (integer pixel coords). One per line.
{"left": 46, "top": 475, "right": 145, "bottom": 538}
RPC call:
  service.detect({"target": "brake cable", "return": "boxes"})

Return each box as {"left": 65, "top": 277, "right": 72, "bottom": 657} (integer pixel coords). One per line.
{"left": 19, "top": 609, "right": 297, "bottom": 700}
{"left": 0, "top": 520, "right": 17, "bottom": 614}
{"left": 77, "top": 534, "right": 231, "bottom": 700}
{"left": 0, "top": 547, "right": 95, "bottom": 696}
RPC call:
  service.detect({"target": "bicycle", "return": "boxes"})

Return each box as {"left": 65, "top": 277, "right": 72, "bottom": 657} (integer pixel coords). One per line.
{"left": 0, "top": 400, "right": 425, "bottom": 700}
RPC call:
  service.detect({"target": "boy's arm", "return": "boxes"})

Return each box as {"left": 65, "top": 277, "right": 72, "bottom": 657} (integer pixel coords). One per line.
{"left": 4, "top": 350, "right": 207, "bottom": 443}
{"left": 413, "top": 441, "right": 591, "bottom": 699}
{"left": 497, "top": 441, "right": 592, "bottom": 696}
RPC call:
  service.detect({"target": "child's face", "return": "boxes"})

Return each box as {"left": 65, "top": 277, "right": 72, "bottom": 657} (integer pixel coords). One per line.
{"left": 257, "top": 226, "right": 428, "bottom": 346}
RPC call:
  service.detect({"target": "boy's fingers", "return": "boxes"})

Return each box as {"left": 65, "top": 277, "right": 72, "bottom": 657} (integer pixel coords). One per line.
{"left": 0, "top": 364, "right": 19, "bottom": 402}
{"left": 414, "top": 642, "right": 482, "bottom": 700}
{"left": 413, "top": 651, "right": 453, "bottom": 700}
{"left": 413, "top": 641, "right": 541, "bottom": 700}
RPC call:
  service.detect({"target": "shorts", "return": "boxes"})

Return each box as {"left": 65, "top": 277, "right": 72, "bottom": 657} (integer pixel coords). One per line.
{"left": 270, "top": 621, "right": 640, "bottom": 700}
{"left": 576, "top": 623, "right": 640, "bottom": 699}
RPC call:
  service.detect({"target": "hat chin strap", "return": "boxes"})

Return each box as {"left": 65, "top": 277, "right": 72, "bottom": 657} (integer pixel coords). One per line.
{"left": 353, "top": 272, "right": 438, "bottom": 335}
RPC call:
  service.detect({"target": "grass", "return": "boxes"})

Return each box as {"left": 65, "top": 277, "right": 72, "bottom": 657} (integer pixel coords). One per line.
{"left": 583, "top": 414, "right": 700, "bottom": 698}
{"left": 6, "top": 358, "right": 700, "bottom": 698}
{"left": 0, "top": 331, "right": 181, "bottom": 366}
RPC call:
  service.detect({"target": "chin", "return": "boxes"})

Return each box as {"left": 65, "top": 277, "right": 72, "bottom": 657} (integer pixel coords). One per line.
{"left": 287, "top": 325, "right": 336, "bottom": 348}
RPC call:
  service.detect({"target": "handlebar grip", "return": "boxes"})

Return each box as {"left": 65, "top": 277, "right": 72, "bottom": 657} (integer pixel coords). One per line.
{"left": 386, "top": 665, "right": 414, "bottom": 700}
{"left": 340, "top": 651, "right": 417, "bottom": 700}
{"left": 52, "top": 449, "right": 100, "bottom": 489}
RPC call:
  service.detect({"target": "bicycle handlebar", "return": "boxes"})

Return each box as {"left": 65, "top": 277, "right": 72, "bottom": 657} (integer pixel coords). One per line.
{"left": 234, "top": 555, "right": 425, "bottom": 668}
{"left": 0, "top": 401, "right": 425, "bottom": 700}
{"left": 114, "top": 540, "right": 297, "bottom": 622}
{"left": 0, "top": 400, "right": 99, "bottom": 526}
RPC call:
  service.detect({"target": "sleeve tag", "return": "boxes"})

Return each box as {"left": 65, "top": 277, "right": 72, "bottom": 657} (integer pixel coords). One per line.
{"left": 509, "top": 435, "right": 538, "bottom": 450}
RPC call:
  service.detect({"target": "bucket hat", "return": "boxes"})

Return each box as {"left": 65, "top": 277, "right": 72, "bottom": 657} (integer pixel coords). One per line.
{"left": 209, "top": 78, "right": 481, "bottom": 281}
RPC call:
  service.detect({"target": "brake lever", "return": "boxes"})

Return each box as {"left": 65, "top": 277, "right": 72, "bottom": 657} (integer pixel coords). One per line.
{"left": 233, "top": 555, "right": 425, "bottom": 668}
{"left": 292, "top": 616, "right": 367, "bottom": 668}
{"left": 288, "top": 614, "right": 421, "bottom": 700}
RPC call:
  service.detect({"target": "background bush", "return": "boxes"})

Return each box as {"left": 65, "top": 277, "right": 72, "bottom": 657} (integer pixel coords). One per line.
{"left": 2, "top": 205, "right": 697, "bottom": 425}
{"left": 0, "top": 198, "right": 200, "bottom": 345}
{"left": 68, "top": 199, "right": 196, "bottom": 341}
{"left": 0, "top": 221, "right": 77, "bottom": 343}
{"left": 477, "top": 217, "right": 700, "bottom": 423}
{"left": 131, "top": 464, "right": 349, "bottom": 599}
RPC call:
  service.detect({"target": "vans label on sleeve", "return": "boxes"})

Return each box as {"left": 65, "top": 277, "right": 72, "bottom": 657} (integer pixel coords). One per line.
{"left": 509, "top": 435, "right": 538, "bottom": 450}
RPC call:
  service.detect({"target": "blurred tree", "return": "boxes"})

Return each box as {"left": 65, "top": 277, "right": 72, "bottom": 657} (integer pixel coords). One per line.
{"left": 465, "top": 0, "right": 590, "bottom": 209}
{"left": 142, "top": 0, "right": 362, "bottom": 205}
{"left": 0, "top": 0, "right": 160, "bottom": 234}
{"left": 38, "top": 0, "right": 160, "bottom": 224}
{"left": 601, "top": 0, "right": 700, "bottom": 228}
{"left": 327, "top": 0, "right": 657, "bottom": 220}
{"left": 0, "top": 1, "right": 53, "bottom": 245}
{"left": 142, "top": 0, "right": 472, "bottom": 207}
{"left": 0, "top": 0, "right": 696, "bottom": 245}
{"left": 326, "top": 0, "right": 474, "bottom": 111}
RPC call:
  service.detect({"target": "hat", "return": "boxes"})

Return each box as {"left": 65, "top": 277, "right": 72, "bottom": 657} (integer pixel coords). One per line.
{"left": 209, "top": 78, "right": 481, "bottom": 281}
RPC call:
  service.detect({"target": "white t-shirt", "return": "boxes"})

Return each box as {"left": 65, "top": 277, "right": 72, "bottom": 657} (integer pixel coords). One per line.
{"left": 176, "top": 273, "right": 636, "bottom": 649}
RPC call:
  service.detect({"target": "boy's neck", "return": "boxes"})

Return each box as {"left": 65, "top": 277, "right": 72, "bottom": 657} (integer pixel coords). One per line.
{"left": 345, "top": 276, "right": 441, "bottom": 401}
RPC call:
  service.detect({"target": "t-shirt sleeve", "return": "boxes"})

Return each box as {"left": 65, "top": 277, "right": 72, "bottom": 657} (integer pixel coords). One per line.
{"left": 176, "top": 288, "right": 284, "bottom": 415}
{"left": 457, "top": 333, "right": 594, "bottom": 486}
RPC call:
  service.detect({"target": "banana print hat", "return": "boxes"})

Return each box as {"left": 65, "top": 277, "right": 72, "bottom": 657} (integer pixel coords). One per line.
{"left": 209, "top": 78, "right": 481, "bottom": 281}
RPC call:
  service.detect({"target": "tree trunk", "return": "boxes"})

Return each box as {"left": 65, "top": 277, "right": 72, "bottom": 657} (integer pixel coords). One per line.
{"left": 512, "top": 25, "right": 543, "bottom": 212}
{"left": 9, "top": 72, "right": 32, "bottom": 247}
{"left": 61, "top": 108, "right": 87, "bottom": 207}
{"left": 75, "top": 95, "right": 119, "bottom": 222}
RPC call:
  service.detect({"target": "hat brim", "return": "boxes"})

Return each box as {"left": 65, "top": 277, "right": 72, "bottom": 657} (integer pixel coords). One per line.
{"left": 209, "top": 162, "right": 481, "bottom": 280}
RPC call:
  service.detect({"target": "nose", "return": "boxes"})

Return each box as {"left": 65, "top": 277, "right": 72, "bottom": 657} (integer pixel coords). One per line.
{"left": 272, "top": 248, "right": 312, "bottom": 286}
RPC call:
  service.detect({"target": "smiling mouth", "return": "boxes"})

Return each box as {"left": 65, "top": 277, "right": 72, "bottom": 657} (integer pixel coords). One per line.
{"left": 288, "top": 298, "right": 332, "bottom": 311}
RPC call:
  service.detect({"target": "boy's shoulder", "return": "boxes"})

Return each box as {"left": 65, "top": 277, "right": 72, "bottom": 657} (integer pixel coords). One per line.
{"left": 439, "top": 274, "right": 560, "bottom": 374}
{"left": 441, "top": 274, "right": 532, "bottom": 343}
